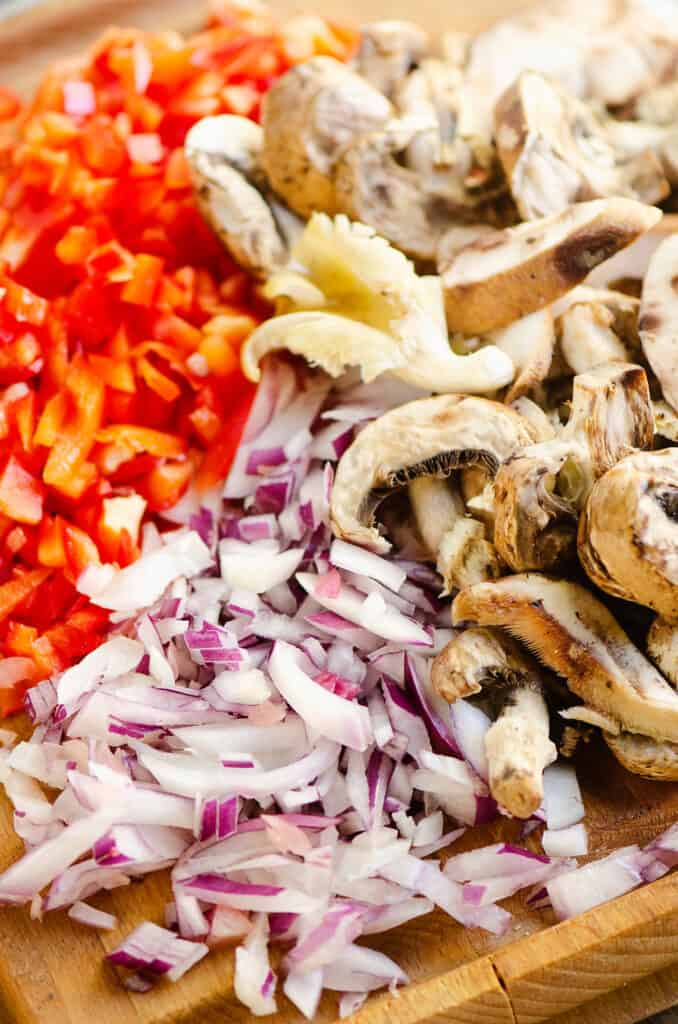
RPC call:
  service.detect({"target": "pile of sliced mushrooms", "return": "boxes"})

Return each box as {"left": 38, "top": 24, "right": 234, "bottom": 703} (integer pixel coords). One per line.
{"left": 185, "top": 0, "right": 678, "bottom": 819}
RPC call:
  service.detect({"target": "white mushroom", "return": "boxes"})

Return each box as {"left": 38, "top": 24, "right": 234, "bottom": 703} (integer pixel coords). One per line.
{"left": 242, "top": 214, "right": 515, "bottom": 393}
{"left": 184, "top": 115, "right": 302, "bottom": 279}
{"left": 431, "top": 627, "right": 556, "bottom": 818}
{"left": 488, "top": 308, "right": 555, "bottom": 403}
{"left": 493, "top": 362, "right": 654, "bottom": 572}
{"left": 494, "top": 71, "right": 668, "bottom": 221}
{"left": 261, "top": 57, "right": 392, "bottom": 218}
{"left": 452, "top": 573, "right": 678, "bottom": 745}
{"left": 604, "top": 731, "right": 678, "bottom": 781}
{"left": 557, "top": 291, "right": 639, "bottom": 375}
{"left": 439, "top": 198, "right": 661, "bottom": 335}
{"left": 330, "top": 394, "right": 538, "bottom": 554}
{"left": 639, "top": 233, "right": 678, "bottom": 412}
{"left": 647, "top": 617, "right": 678, "bottom": 687}
{"left": 578, "top": 449, "right": 678, "bottom": 622}
{"left": 354, "top": 21, "right": 429, "bottom": 99}
{"left": 333, "top": 117, "right": 487, "bottom": 264}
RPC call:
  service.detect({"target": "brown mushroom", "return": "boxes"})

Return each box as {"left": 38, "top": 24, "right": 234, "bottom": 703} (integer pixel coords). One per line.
{"left": 432, "top": 626, "right": 556, "bottom": 817}
{"left": 439, "top": 198, "right": 661, "bottom": 335}
{"left": 452, "top": 573, "right": 678, "bottom": 744}
{"left": 330, "top": 394, "right": 538, "bottom": 553}
{"left": 639, "top": 233, "right": 678, "bottom": 413}
{"left": 353, "top": 21, "right": 429, "bottom": 99}
{"left": 184, "top": 115, "right": 301, "bottom": 279}
{"left": 261, "top": 57, "right": 392, "bottom": 219}
{"left": 494, "top": 71, "right": 668, "bottom": 221}
{"left": 578, "top": 449, "right": 678, "bottom": 622}
{"left": 604, "top": 731, "right": 678, "bottom": 781}
{"left": 493, "top": 362, "right": 653, "bottom": 572}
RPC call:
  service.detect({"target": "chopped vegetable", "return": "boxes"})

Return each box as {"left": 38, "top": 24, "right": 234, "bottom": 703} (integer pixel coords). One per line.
{"left": 0, "top": 5, "right": 356, "bottom": 709}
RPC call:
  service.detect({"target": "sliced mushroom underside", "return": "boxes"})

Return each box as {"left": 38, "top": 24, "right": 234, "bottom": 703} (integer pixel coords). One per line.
{"left": 329, "top": 394, "right": 539, "bottom": 553}
{"left": 452, "top": 573, "right": 678, "bottom": 745}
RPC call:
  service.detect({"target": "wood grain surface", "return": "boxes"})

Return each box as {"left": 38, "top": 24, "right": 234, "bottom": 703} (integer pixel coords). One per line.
{"left": 0, "top": 2, "right": 677, "bottom": 1023}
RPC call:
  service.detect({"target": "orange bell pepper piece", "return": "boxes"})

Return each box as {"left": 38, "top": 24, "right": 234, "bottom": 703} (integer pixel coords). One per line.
{"left": 42, "top": 358, "right": 105, "bottom": 499}
{"left": 95, "top": 424, "right": 185, "bottom": 457}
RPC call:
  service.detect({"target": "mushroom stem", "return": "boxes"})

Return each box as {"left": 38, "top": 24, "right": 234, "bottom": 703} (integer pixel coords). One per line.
{"left": 408, "top": 476, "right": 463, "bottom": 555}
{"left": 431, "top": 626, "right": 556, "bottom": 818}
{"left": 408, "top": 477, "right": 500, "bottom": 593}
{"left": 486, "top": 684, "right": 556, "bottom": 818}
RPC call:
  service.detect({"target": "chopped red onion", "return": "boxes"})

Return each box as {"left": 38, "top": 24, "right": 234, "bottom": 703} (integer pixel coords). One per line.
{"left": 108, "top": 921, "right": 208, "bottom": 981}
{"left": 542, "top": 823, "right": 588, "bottom": 858}
{"left": 68, "top": 901, "right": 118, "bottom": 931}
{"left": 542, "top": 763, "right": 585, "bottom": 831}
{"left": 546, "top": 847, "right": 645, "bottom": 920}
{"left": 329, "top": 539, "right": 406, "bottom": 594}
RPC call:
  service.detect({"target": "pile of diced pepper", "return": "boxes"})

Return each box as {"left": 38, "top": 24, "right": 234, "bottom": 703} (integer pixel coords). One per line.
{"left": 0, "top": 2, "right": 357, "bottom": 712}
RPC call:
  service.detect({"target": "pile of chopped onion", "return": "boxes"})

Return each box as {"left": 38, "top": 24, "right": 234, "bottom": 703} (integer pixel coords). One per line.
{"left": 0, "top": 360, "right": 674, "bottom": 1018}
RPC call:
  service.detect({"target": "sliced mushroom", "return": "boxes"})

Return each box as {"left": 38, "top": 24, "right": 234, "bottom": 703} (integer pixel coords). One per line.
{"left": 604, "top": 731, "right": 678, "bottom": 781}
{"left": 452, "top": 573, "right": 678, "bottom": 744}
{"left": 560, "top": 705, "right": 620, "bottom": 734}
{"left": 485, "top": 683, "right": 557, "bottom": 818}
{"left": 408, "top": 476, "right": 500, "bottom": 593}
{"left": 439, "top": 198, "right": 661, "bottom": 335}
{"left": 334, "top": 117, "right": 473, "bottom": 263}
{"left": 508, "top": 397, "right": 558, "bottom": 442}
{"left": 488, "top": 308, "right": 555, "bottom": 403}
{"left": 261, "top": 57, "right": 392, "bottom": 219}
{"left": 493, "top": 362, "right": 653, "bottom": 572}
{"left": 639, "top": 233, "right": 678, "bottom": 412}
{"left": 243, "top": 214, "right": 514, "bottom": 393}
{"left": 432, "top": 627, "right": 555, "bottom": 817}
{"left": 558, "top": 301, "right": 632, "bottom": 374}
{"left": 184, "top": 115, "right": 301, "bottom": 279}
{"left": 436, "top": 520, "right": 501, "bottom": 594}
{"left": 495, "top": 72, "right": 669, "bottom": 222}
{"left": 647, "top": 617, "right": 678, "bottom": 687}
{"left": 353, "top": 21, "right": 429, "bottom": 99}
{"left": 578, "top": 449, "right": 678, "bottom": 622}
{"left": 330, "top": 395, "right": 538, "bottom": 553}
{"left": 634, "top": 81, "right": 678, "bottom": 126}
{"left": 556, "top": 286, "right": 641, "bottom": 375}
{"left": 654, "top": 400, "right": 678, "bottom": 443}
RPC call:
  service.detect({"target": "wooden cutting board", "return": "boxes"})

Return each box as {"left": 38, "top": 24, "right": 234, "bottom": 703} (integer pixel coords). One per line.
{"left": 1, "top": 2, "right": 678, "bottom": 1023}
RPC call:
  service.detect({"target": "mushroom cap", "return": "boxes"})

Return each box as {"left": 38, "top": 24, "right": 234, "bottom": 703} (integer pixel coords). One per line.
{"left": 493, "top": 439, "right": 585, "bottom": 572}
{"left": 639, "top": 232, "right": 678, "bottom": 412}
{"left": 261, "top": 57, "right": 392, "bottom": 219}
{"left": 578, "top": 448, "right": 678, "bottom": 621}
{"left": 493, "top": 362, "right": 653, "bottom": 573}
{"left": 604, "top": 730, "right": 678, "bottom": 780}
{"left": 330, "top": 395, "right": 539, "bottom": 553}
{"left": 334, "top": 118, "right": 469, "bottom": 263}
{"left": 494, "top": 71, "right": 668, "bottom": 220}
{"left": 185, "top": 115, "right": 296, "bottom": 280}
{"left": 452, "top": 573, "right": 678, "bottom": 744}
{"left": 354, "top": 20, "right": 430, "bottom": 98}
{"left": 439, "top": 197, "right": 662, "bottom": 335}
